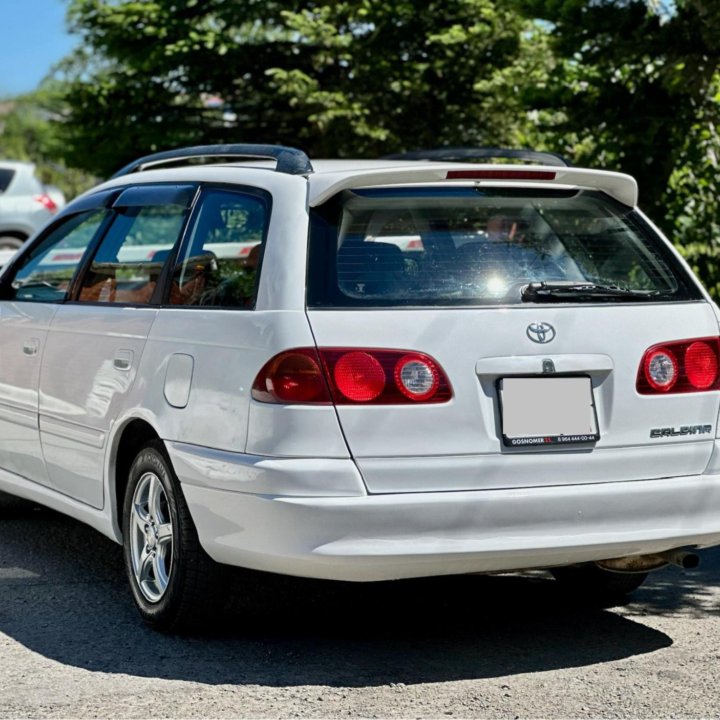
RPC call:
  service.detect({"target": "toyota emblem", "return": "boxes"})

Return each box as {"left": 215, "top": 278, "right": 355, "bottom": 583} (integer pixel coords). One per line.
{"left": 527, "top": 322, "right": 556, "bottom": 344}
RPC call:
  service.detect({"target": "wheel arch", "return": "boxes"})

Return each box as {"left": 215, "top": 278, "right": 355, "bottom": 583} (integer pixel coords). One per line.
{"left": 108, "top": 416, "right": 162, "bottom": 539}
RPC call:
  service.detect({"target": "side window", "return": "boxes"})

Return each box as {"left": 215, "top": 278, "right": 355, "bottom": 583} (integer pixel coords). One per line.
{"left": 169, "top": 190, "right": 268, "bottom": 308}
{"left": 7, "top": 210, "right": 107, "bottom": 302}
{"left": 78, "top": 204, "right": 187, "bottom": 304}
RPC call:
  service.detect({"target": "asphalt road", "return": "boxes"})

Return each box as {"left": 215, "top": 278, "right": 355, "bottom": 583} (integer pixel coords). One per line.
{"left": 1, "top": 491, "right": 719, "bottom": 718}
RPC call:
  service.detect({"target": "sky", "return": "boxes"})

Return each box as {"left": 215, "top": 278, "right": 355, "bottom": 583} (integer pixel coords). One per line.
{"left": 0, "top": 0, "right": 76, "bottom": 97}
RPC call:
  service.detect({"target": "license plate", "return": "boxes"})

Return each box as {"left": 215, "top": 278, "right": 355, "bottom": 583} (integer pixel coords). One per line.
{"left": 498, "top": 376, "right": 599, "bottom": 447}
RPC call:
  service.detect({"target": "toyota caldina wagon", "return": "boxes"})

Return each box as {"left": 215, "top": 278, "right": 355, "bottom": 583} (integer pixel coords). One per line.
{"left": 0, "top": 144, "right": 719, "bottom": 630}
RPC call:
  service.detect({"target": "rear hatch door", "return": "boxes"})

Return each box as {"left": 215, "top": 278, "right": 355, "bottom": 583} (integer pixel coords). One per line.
{"left": 306, "top": 183, "right": 718, "bottom": 493}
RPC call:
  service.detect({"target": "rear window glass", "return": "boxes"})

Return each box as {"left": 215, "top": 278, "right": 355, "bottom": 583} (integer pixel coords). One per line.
{"left": 307, "top": 187, "right": 701, "bottom": 306}
{"left": 0, "top": 169, "right": 15, "bottom": 193}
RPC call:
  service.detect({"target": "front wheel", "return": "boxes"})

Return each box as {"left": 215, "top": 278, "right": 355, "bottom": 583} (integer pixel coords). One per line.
{"left": 551, "top": 564, "right": 648, "bottom": 604}
{"left": 122, "top": 441, "right": 227, "bottom": 631}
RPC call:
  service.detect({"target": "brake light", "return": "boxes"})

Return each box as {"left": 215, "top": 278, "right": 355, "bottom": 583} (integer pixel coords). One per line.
{"left": 252, "top": 349, "right": 331, "bottom": 403}
{"left": 637, "top": 338, "right": 720, "bottom": 394}
{"left": 34, "top": 193, "right": 58, "bottom": 212}
{"left": 252, "top": 348, "right": 452, "bottom": 404}
{"left": 446, "top": 169, "right": 556, "bottom": 181}
{"left": 333, "top": 351, "right": 386, "bottom": 401}
{"left": 685, "top": 341, "right": 719, "bottom": 389}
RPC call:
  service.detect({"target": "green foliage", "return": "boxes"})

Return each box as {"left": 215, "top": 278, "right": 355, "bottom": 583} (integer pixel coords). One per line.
{"left": 663, "top": 107, "right": 720, "bottom": 298}
{"left": 513, "top": 0, "right": 720, "bottom": 298}
{"left": 56, "top": 0, "right": 552, "bottom": 176}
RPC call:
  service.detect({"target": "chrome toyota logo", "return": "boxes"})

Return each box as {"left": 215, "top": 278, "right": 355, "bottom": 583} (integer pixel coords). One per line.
{"left": 527, "top": 322, "right": 556, "bottom": 344}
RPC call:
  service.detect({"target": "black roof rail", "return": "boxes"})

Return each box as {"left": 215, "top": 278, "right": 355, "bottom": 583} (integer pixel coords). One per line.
{"left": 111, "top": 143, "right": 314, "bottom": 179}
{"left": 384, "top": 147, "right": 572, "bottom": 168}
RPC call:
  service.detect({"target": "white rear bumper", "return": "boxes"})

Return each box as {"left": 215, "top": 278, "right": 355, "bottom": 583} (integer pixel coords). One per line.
{"left": 168, "top": 442, "right": 720, "bottom": 581}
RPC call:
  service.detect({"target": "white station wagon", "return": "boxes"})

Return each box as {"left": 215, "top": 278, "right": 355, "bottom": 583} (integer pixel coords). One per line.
{"left": 1, "top": 143, "right": 720, "bottom": 631}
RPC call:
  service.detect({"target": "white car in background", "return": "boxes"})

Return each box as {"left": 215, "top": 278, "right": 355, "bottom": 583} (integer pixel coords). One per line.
{"left": 0, "top": 160, "right": 65, "bottom": 256}
{"left": 0, "top": 143, "right": 719, "bottom": 632}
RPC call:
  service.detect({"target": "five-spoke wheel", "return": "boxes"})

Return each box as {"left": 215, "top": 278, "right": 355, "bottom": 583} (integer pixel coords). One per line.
{"left": 122, "top": 441, "right": 226, "bottom": 631}
{"left": 129, "top": 471, "right": 174, "bottom": 603}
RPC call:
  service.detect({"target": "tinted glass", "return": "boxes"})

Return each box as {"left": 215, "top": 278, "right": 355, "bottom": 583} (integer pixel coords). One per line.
{"left": 9, "top": 211, "right": 107, "bottom": 302}
{"left": 0, "top": 169, "right": 14, "bottom": 193}
{"left": 78, "top": 204, "right": 187, "bottom": 304}
{"left": 308, "top": 188, "right": 700, "bottom": 306}
{"left": 169, "top": 189, "right": 267, "bottom": 308}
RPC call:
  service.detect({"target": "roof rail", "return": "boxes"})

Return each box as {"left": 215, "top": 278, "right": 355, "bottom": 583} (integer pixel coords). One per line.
{"left": 384, "top": 147, "right": 572, "bottom": 168}
{"left": 110, "top": 143, "right": 314, "bottom": 179}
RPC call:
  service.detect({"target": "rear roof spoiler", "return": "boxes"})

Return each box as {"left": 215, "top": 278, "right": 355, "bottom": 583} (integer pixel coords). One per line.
{"left": 309, "top": 165, "right": 638, "bottom": 207}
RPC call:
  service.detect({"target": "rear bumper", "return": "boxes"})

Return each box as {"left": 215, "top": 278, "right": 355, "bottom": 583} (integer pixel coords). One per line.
{"left": 168, "top": 442, "right": 720, "bottom": 581}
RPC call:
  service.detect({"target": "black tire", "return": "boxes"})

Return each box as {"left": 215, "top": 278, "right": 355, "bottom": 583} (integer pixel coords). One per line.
{"left": 122, "top": 440, "right": 227, "bottom": 632}
{"left": 0, "top": 234, "right": 26, "bottom": 251}
{"left": 551, "top": 564, "right": 648, "bottom": 604}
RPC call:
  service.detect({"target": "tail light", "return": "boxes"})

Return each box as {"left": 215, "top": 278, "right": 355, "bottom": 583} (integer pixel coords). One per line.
{"left": 637, "top": 337, "right": 720, "bottom": 394}
{"left": 34, "top": 194, "right": 58, "bottom": 212}
{"left": 252, "top": 349, "right": 331, "bottom": 404}
{"left": 252, "top": 348, "right": 452, "bottom": 404}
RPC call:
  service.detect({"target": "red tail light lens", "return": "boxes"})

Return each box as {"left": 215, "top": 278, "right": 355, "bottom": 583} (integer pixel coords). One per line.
{"left": 252, "top": 348, "right": 452, "bottom": 404}
{"left": 685, "top": 341, "right": 719, "bottom": 389}
{"left": 333, "top": 351, "right": 386, "bottom": 401}
{"left": 34, "top": 194, "right": 58, "bottom": 212}
{"left": 252, "top": 349, "right": 331, "bottom": 403}
{"left": 637, "top": 337, "right": 720, "bottom": 394}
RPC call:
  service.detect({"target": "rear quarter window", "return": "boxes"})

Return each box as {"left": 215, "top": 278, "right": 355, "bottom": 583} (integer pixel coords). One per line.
{"left": 307, "top": 187, "right": 701, "bottom": 307}
{"left": 0, "top": 169, "right": 15, "bottom": 193}
{"left": 167, "top": 188, "right": 269, "bottom": 309}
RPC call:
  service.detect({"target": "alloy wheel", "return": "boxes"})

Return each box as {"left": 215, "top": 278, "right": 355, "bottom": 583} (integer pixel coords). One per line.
{"left": 129, "top": 471, "right": 174, "bottom": 603}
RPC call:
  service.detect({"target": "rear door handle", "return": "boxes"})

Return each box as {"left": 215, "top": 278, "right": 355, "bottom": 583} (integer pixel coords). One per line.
{"left": 22, "top": 338, "right": 40, "bottom": 357}
{"left": 113, "top": 350, "right": 134, "bottom": 371}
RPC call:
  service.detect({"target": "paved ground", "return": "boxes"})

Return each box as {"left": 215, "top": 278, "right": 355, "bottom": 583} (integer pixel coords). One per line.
{"left": 1, "top": 491, "right": 719, "bottom": 718}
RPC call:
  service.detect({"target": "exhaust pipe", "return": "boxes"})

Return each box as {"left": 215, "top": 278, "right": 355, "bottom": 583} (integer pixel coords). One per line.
{"left": 597, "top": 549, "right": 700, "bottom": 573}
{"left": 658, "top": 549, "right": 700, "bottom": 569}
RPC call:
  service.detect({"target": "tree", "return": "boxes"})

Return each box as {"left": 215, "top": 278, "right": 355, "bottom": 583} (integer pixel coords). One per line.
{"left": 56, "top": 0, "right": 554, "bottom": 177}
{"left": 512, "top": 0, "right": 720, "bottom": 296}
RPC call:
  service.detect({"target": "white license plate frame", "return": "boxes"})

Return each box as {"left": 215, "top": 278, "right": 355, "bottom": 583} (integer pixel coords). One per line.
{"left": 498, "top": 376, "right": 600, "bottom": 448}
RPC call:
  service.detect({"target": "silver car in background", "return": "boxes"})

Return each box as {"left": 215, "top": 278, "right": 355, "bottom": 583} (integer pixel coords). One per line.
{"left": 0, "top": 160, "right": 65, "bottom": 258}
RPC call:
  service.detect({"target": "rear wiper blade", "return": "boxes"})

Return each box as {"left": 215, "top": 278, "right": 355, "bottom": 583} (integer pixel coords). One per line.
{"left": 521, "top": 281, "right": 662, "bottom": 302}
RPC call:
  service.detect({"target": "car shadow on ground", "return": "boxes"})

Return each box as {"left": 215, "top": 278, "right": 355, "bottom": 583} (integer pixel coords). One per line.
{"left": 1, "top": 494, "right": 716, "bottom": 688}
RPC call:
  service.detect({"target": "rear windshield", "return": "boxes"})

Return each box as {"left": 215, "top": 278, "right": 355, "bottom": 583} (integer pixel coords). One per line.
{"left": 0, "top": 169, "right": 15, "bottom": 193}
{"left": 307, "top": 187, "right": 702, "bottom": 306}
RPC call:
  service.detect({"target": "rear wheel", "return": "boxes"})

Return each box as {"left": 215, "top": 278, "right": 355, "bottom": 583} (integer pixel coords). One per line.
{"left": 122, "top": 441, "right": 227, "bottom": 631}
{"left": 0, "top": 234, "right": 26, "bottom": 251}
{"left": 551, "top": 564, "right": 648, "bottom": 603}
